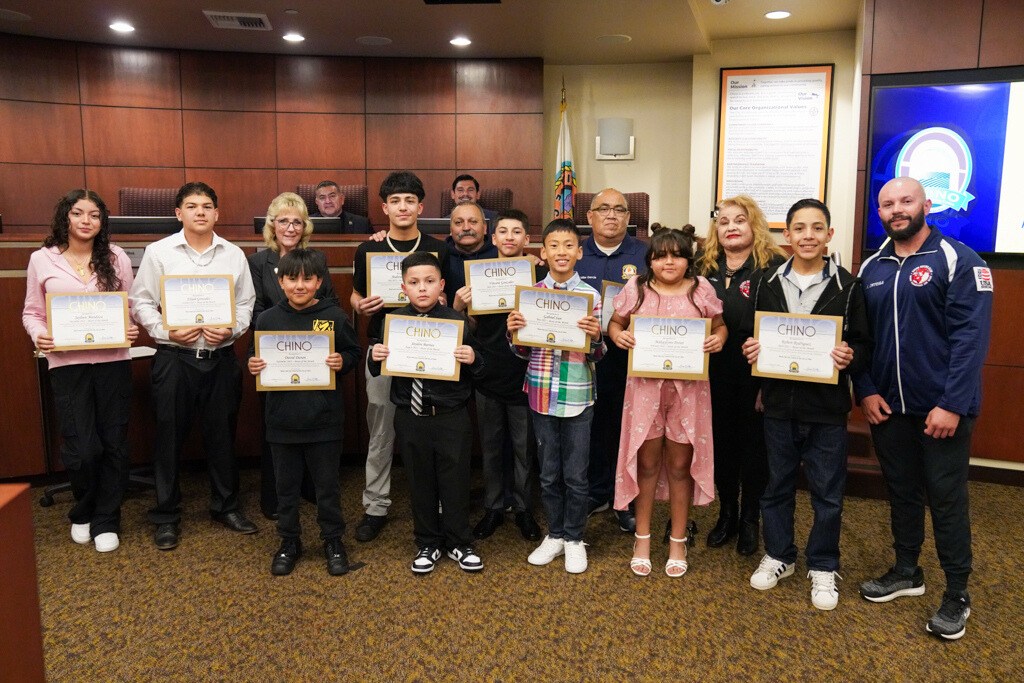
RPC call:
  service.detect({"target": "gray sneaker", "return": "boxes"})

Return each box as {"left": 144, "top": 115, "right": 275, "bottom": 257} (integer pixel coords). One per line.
{"left": 926, "top": 591, "right": 971, "bottom": 640}
{"left": 860, "top": 565, "right": 926, "bottom": 602}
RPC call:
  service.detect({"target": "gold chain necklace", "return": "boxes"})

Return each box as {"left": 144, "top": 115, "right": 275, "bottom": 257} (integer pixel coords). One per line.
{"left": 385, "top": 231, "right": 421, "bottom": 254}
{"left": 63, "top": 250, "right": 91, "bottom": 277}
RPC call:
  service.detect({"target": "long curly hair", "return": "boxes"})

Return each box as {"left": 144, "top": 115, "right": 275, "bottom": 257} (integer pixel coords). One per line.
{"left": 632, "top": 223, "right": 700, "bottom": 312}
{"left": 44, "top": 189, "right": 121, "bottom": 292}
{"left": 696, "top": 195, "right": 784, "bottom": 276}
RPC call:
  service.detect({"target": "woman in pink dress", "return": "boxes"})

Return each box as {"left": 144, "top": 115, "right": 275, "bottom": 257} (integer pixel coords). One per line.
{"left": 608, "top": 225, "right": 726, "bottom": 577}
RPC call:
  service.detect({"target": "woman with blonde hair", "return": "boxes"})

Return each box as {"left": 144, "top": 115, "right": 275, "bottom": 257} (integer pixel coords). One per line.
{"left": 697, "top": 195, "right": 786, "bottom": 556}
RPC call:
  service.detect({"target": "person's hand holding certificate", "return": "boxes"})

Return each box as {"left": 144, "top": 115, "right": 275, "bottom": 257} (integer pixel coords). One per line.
{"left": 509, "top": 286, "right": 596, "bottom": 352}
{"left": 45, "top": 292, "right": 131, "bottom": 351}
{"left": 745, "top": 312, "right": 844, "bottom": 384}
{"left": 377, "top": 314, "right": 466, "bottom": 381}
{"left": 626, "top": 316, "right": 710, "bottom": 380}
{"left": 252, "top": 332, "right": 337, "bottom": 391}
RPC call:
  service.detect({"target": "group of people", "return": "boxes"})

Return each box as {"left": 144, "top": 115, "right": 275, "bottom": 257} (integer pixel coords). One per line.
{"left": 23, "top": 172, "right": 991, "bottom": 641}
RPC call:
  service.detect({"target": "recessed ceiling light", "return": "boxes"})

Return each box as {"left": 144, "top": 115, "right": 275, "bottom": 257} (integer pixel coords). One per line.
{"left": 765, "top": 11, "right": 791, "bottom": 20}
{"left": 283, "top": 32, "right": 305, "bottom": 42}
{"left": 284, "top": 9, "right": 299, "bottom": 15}
{"left": 356, "top": 36, "right": 392, "bottom": 46}
{"left": 109, "top": 21, "right": 135, "bottom": 33}
{"left": 596, "top": 34, "right": 632, "bottom": 45}
{"left": 0, "top": 9, "right": 32, "bottom": 21}
{"left": 450, "top": 36, "right": 471, "bottom": 47}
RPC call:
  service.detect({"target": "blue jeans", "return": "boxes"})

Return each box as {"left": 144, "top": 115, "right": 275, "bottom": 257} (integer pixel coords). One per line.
{"left": 761, "top": 418, "right": 847, "bottom": 571}
{"left": 532, "top": 407, "right": 593, "bottom": 542}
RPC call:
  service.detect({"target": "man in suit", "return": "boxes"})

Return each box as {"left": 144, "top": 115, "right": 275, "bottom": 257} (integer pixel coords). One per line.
{"left": 446, "top": 175, "right": 497, "bottom": 230}
{"left": 311, "top": 180, "right": 372, "bottom": 233}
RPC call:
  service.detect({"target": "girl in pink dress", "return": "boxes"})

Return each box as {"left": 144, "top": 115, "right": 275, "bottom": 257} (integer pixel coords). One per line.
{"left": 608, "top": 226, "right": 727, "bottom": 577}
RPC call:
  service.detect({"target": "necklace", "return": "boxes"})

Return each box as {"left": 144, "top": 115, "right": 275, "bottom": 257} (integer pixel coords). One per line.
{"left": 63, "top": 250, "right": 91, "bottom": 278}
{"left": 386, "top": 231, "right": 421, "bottom": 254}
{"left": 183, "top": 244, "right": 216, "bottom": 268}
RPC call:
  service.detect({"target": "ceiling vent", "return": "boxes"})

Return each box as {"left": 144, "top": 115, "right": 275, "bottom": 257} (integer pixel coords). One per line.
{"left": 203, "top": 11, "right": 273, "bottom": 30}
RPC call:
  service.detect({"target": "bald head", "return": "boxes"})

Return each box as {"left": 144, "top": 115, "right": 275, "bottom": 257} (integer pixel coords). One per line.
{"left": 879, "top": 176, "right": 926, "bottom": 203}
{"left": 587, "top": 188, "right": 630, "bottom": 248}
{"left": 878, "top": 176, "right": 931, "bottom": 243}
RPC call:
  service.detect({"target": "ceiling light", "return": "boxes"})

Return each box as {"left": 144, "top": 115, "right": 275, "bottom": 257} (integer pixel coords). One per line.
{"left": 109, "top": 21, "right": 135, "bottom": 33}
{"left": 283, "top": 32, "right": 305, "bottom": 42}
{"left": 356, "top": 36, "right": 392, "bottom": 46}
{"left": 596, "top": 34, "right": 632, "bottom": 45}
{"left": 284, "top": 9, "right": 299, "bottom": 14}
{"left": 450, "top": 36, "right": 471, "bottom": 47}
{"left": 765, "top": 11, "right": 791, "bottom": 20}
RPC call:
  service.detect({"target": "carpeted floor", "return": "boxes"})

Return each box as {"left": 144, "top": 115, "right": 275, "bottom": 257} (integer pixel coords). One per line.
{"left": 31, "top": 467, "right": 1023, "bottom": 681}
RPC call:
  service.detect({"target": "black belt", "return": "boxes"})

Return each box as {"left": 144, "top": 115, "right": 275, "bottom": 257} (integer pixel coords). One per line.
{"left": 159, "top": 344, "right": 234, "bottom": 360}
{"left": 398, "top": 404, "right": 462, "bottom": 417}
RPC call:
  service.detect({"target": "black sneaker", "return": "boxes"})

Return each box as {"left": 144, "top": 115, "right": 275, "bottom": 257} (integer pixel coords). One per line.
{"left": 412, "top": 546, "right": 442, "bottom": 573}
{"left": 354, "top": 514, "right": 387, "bottom": 542}
{"left": 271, "top": 538, "right": 301, "bottom": 576}
{"left": 447, "top": 545, "right": 484, "bottom": 572}
{"left": 860, "top": 565, "right": 926, "bottom": 602}
{"left": 586, "top": 500, "right": 610, "bottom": 517}
{"left": 323, "top": 537, "right": 349, "bottom": 576}
{"left": 926, "top": 591, "right": 971, "bottom": 640}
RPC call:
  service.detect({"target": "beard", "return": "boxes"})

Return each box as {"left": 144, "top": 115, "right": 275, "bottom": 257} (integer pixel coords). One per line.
{"left": 883, "top": 208, "right": 927, "bottom": 241}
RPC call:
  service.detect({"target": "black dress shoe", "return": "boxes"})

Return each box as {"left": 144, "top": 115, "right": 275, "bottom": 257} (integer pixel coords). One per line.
{"left": 736, "top": 519, "right": 759, "bottom": 556}
{"left": 213, "top": 511, "right": 258, "bottom": 534}
{"left": 616, "top": 508, "right": 637, "bottom": 533}
{"left": 154, "top": 523, "right": 179, "bottom": 550}
{"left": 662, "top": 519, "right": 699, "bottom": 544}
{"left": 514, "top": 511, "right": 542, "bottom": 541}
{"left": 324, "top": 537, "right": 349, "bottom": 576}
{"left": 354, "top": 513, "right": 387, "bottom": 542}
{"left": 706, "top": 503, "right": 739, "bottom": 548}
{"left": 473, "top": 510, "right": 505, "bottom": 539}
{"left": 271, "top": 538, "right": 301, "bottom": 575}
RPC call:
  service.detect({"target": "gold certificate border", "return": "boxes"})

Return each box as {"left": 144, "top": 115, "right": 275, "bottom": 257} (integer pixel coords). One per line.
{"left": 255, "top": 330, "right": 337, "bottom": 392}
{"left": 511, "top": 285, "right": 595, "bottom": 353}
{"left": 366, "top": 251, "right": 437, "bottom": 308}
{"left": 45, "top": 291, "right": 130, "bottom": 351}
{"left": 466, "top": 257, "right": 536, "bottom": 316}
{"left": 381, "top": 313, "right": 464, "bottom": 382}
{"left": 751, "top": 311, "right": 842, "bottom": 385}
{"left": 627, "top": 316, "right": 710, "bottom": 380}
{"left": 160, "top": 274, "right": 237, "bottom": 330}
{"left": 600, "top": 280, "right": 625, "bottom": 332}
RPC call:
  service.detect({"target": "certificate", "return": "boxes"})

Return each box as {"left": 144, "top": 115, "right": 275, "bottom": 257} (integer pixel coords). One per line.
{"left": 382, "top": 314, "right": 464, "bottom": 382}
{"left": 255, "top": 331, "right": 336, "bottom": 392}
{"left": 512, "top": 286, "right": 594, "bottom": 352}
{"left": 628, "top": 316, "right": 710, "bottom": 380}
{"left": 465, "top": 257, "right": 536, "bottom": 315}
{"left": 751, "top": 311, "right": 842, "bottom": 384}
{"left": 160, "top": 274, "right": 236, "bottom": 329}
{"left": 600, "top": 280, "right": 625, "bottom": 332}
{"left": 366, "top": 252, "right": 437, "bottom": 308}
{"left": 46, "top": 292, "right": 130, "bottom": 351}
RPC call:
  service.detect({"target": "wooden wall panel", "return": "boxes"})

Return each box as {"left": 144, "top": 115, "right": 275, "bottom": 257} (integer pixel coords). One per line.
{"left": 182, "top": 168, "right": 278, "bottom": 228}
{"left": 871, "top": 0, "right": 982, "bottom": 73}
{"left": 0, "top": 101, "right": 83, "bottom": 165}
{"left": 365, "top": 59, "right": 456, "bottom": 114}
{"left": 180, "top": 51, "right": 275, "bottom": 111}
{"left": 77, "top": 45, "right": 180, "bottom": 109}
{"left": 81, "top": 107, "right": 184, "bottom": 167}
{"left": 84, "top": 167, "right": 186, "bottom": 214}
{"left": 861, "top": 0, "right": 874, "bottom": 75}
{"left": 0, "top": 278, "right": 46, "bottom": 477}
{"left": 456, "top": 114, "right": 543, "bottom": 169}
{"left": 456, "top": 59, "right": 543, "bottom": 113}
{"left": 364, "top": 170, "right": 453, "bottom": 226}
{"left": 365, "top": 115, "right": 456, "bottom": 170}
{"left": 857, "top": 75, "right": 871, "bottom": 171}
{"left": 852, "top": 170, "right": 866, "bottom": 270}
{"left": 984, "top": 268, "right": 1024, "bottom": 367}
{"left": 182, "top": 111, "right": 276, "bottom": 169}
{"left": 979, "top": 0, "right": 1024, "bottom": 68}
{"left": 464, "top": 169, "right": 545, "bottom": 229}
{"left": 276, "top": 56, "right": 365, "bottom": 113}
{"left": 0, "top": 164, "right": 86, "bottom": 229}
{"left": 0, "top": 34, "right": 78, "bottom": 104}
{"left": 276, "top": 113, "right": 365, "bottom": 169}
{"left": 973, "top": 365, "right": 1024, "bottom": 463}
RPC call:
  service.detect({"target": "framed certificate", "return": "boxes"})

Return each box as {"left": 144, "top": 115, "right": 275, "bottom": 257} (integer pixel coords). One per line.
{"left": 160, "top": 274, "right": 236, "bottom": 330}
{"left": 46, "top": 292, "right": 130, "bottom": 351}
{"left": 254, "top": 331, "right": 336, "bottom": 392}
{"left": 751, "top": 311, "right": 842, "bottom": 384}
{"left": 600, "top": 280, "right": 625, "bottom": 332}
{"left": 382, "top": 314, "right": 464, "bottom": 382}
{"left": 512, "top": 285, "right": 594, "bottom": 352}
{"left": 465, "top": 257, "right": 536, "bottom": 315}
{"left": 366, "top": 252, "right": 438, "bottom": 308}
{"left": 627, "top": 316, "right": 710, "bottom": 380}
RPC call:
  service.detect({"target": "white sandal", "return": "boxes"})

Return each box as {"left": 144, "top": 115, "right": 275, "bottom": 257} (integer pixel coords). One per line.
{"left": 630, "top": 533, "right": 652, "bottom": 577}
{"left": 666, "top": 536, "right": 689, "bottom": 577}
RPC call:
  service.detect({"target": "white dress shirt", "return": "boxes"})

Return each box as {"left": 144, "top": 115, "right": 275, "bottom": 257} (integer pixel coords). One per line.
{"left": 129, "top": 230, "right": 255, "bottom": 348}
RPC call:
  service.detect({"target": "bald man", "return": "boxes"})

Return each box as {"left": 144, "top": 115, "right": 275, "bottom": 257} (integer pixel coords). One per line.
{"left": 854, "top": 177, "right": 992, "bottom": 640}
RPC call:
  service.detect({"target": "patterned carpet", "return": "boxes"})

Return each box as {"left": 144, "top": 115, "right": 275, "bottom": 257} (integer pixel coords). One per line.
{"left": 31, "top": 467, "right": 1023, "bottom": 681}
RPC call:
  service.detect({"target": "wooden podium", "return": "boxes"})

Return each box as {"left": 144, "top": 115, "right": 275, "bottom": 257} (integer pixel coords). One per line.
{"left": 0, "top": 484, "right": 46, "bottom": 682}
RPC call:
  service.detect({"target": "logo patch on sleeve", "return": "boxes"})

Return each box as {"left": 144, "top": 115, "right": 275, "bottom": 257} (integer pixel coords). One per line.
{"left": 312, "top": 320, "right": 335, "bottom": 332}
{"left": 973, "top": 266, "right": 993, "bottom": 292}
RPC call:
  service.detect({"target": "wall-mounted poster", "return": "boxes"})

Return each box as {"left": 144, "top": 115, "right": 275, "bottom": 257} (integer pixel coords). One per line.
{"left": 716, "top": 65, "right": 834, "bottom": 229}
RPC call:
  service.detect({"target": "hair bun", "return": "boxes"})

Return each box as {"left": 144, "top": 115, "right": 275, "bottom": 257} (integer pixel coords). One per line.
{"left": 680, "top": 224, "right": 696, "bottom": 237}
{"left": 650, "top": 222, "right": 666, "bottom": 233}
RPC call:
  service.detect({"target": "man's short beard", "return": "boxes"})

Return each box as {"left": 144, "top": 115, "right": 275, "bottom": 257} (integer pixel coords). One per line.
{"left": 883, "top": 208, "right": 927, "bottom": 241}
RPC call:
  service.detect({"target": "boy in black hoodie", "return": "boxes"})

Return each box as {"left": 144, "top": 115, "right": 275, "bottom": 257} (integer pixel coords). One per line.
{"left": 248, "top": 248, "right": 361, "bottom": 576}
{"left": 741, "top": 199, "right": 872, "bottom": 611}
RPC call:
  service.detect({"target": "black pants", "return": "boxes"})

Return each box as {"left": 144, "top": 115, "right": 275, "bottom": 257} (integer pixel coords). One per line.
{"left": 871, "top": 414, "right": 975, "bottom": 591}
{"left": 259, "top": 393, "right": 316, "bottom": 516}
{"left": 710, "top": 378, "right": 767, "bottom": 518}
{"left": 271, "top": 441, "right": 344, "bottom": 540}
{"left": 587, "top": 351, "right": 627, "bottom": 505}
{"left": 394, "top": 407, "right": 473, "bottom": 549}
{"left": 49, "top": 361, "right": 132, "bottom": 536}
{"left": 148, "top": 347, "right": 241, "bottom": 525}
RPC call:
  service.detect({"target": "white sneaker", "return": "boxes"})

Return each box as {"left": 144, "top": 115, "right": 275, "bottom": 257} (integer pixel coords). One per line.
{"left": 71, "top": 523, "right": 91, "bottom": 544}
{"left": 528, "top": 535, "right": 565, "bottom": 566}
{"left": 750, "top": 554, "right": 795, "bottom": 590}
{"left": 808, "top": 570, "right": 841, "bottom": 610}
{"left": 564, "top": 540, "right": 588, "bottom": 574}
{"left": 94, "top": 532, "right": 120, "bottom": 553}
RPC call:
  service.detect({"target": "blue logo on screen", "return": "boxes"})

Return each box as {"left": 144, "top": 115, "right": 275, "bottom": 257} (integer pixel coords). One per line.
{"left": 894, "top": 127, "right": 976, "bottom": 212}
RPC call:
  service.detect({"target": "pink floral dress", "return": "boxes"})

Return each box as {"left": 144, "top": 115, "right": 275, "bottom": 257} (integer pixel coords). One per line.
{"left": 612, "top": 276, "right": 722, "bottom": 510}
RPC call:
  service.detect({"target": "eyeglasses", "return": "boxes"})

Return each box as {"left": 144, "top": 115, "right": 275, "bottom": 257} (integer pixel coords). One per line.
{"left": 275, "top": 218, "right": 304, "bottom": 229}
{"left": 592, "top": 205, "right": 628, "bottom": 217}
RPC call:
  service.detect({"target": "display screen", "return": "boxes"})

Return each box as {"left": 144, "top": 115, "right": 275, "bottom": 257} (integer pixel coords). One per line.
{"left": 865, "top": 68, "right": 1024, "bottom": 255}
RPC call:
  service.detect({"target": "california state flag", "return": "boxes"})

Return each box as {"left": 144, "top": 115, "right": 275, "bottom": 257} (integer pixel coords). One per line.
{"left": 554, "top": 89, "right": 576, "bottom": 219}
